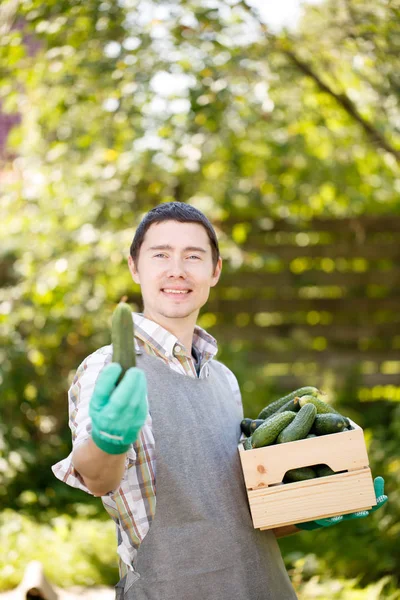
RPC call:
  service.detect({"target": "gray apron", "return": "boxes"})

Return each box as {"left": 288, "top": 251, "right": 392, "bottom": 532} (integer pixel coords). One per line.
{"left": 116, "top": 351, "right": 297, "bottom": 600}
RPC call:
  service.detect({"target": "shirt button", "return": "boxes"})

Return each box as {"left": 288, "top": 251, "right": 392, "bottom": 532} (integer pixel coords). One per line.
{"left": 175, "top": 345, "right": 181, "bottom": 353}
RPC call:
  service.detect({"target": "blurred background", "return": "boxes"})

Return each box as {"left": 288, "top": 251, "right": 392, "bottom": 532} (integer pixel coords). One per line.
{"left": 1, "top": 0, "right": 399, "bottom": 597}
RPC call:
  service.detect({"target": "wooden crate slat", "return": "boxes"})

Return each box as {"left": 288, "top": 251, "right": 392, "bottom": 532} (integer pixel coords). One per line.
{"left": 239, "top": 428, "right": 368, "bottom": 489}
{"left": 249, "top": 469, "right": 376, "bottom": 530}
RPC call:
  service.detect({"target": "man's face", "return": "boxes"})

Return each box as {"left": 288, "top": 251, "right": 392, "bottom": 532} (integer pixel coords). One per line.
{"left": 128, "top": 220, "right": 222, "bottom": 325}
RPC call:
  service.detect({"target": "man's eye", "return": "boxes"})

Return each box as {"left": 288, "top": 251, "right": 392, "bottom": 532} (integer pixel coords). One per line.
{"left": 153, "top": 253, "right": 200, "bottom": 259}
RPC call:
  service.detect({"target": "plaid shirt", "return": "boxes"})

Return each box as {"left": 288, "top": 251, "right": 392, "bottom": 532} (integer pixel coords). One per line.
{"left": 52, "top": 313, "right": 243, "bottom": 577}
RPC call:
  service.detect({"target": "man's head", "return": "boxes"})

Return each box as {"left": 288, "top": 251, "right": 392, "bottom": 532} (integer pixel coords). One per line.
{"left": 128, "top": 202, "right": 222, "bottom": 330}
{"left": 129, "top": 202, "right": 220, "bottom": 271}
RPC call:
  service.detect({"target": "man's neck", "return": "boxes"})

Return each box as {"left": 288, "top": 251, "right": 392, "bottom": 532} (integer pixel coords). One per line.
{"left": 142, "top": 311, "right": 196, "bottom": 356}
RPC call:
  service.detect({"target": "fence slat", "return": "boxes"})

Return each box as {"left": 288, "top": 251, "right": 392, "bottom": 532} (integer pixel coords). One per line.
{"left": 239, "top": 241, "right": 400, "bottom": 260}
{"left": 242, "top": 349, "right": 400, "bottom": 366}
{"left": 219, "top": 269, "right": 400, "bottom": 288}
{"left": 217, "top": 215, "right": 400, "bottom": 233}
{"left": 212, "top": 323, "right": 399, "bottom": 343}
{"left": 208, "top": 296, "right": 400, "bottom": 313}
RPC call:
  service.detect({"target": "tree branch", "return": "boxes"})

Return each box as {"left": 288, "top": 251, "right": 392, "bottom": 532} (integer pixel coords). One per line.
{"left": 237, "top": 0, "right": 400, "bottom": 163}
{"left": 281, "top": 47, "right": 400, "bottom": 163}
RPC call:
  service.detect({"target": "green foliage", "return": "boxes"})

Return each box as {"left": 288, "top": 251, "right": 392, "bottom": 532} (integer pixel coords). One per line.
{"left": 1, "top": 0, "right": 399, "bottom": 592}
{"left": 2, "top": 508, "right": 399, "bottom": 597}
{"left": 295, "top": 570, "right": 400, "bottom": 599}
{"left": 0, "top": 508, "right": 118, "bottom": 590}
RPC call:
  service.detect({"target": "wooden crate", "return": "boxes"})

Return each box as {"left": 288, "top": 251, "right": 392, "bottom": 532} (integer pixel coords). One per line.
{"left": 238, "top": 421, "right": 377, "bottom": 530}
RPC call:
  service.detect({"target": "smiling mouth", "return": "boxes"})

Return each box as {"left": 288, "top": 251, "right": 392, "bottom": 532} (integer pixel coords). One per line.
{"left": 161, "top": 288, "right": 192, "bottom": 297}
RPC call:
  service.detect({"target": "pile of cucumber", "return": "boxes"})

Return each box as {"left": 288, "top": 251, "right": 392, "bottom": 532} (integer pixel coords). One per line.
{"left": 240, "top": 386, "right": 354, "bottom": 482}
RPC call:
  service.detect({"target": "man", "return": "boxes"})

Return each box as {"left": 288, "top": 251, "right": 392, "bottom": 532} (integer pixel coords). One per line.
{"left": 52, "top": 202, "right": 387, "bottom": 599}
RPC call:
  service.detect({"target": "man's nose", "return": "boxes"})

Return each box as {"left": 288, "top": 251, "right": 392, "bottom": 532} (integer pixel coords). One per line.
{"left": 166, "top": 257, "right": 187, "bottom": 277}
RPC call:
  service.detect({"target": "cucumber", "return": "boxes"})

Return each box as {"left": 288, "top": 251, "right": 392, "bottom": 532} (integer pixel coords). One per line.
{"left": 250, "top": 419, "right": 265, "bottom": 433}
{"left": 306, "top": 433, "right": 317, "bottom": 439}
{"left": 243, "top": 437, "right": 252, "bottom": 450}
{"left": 312, "top": 414, "right": 347, "bottom": 436}
{"left": 276, "top": 404, "right": 317, "bottom": 444}
{"left": 314, "top": 464, "right": 336, "bottom": 478}
{"left": 275, "top": 397, "right": 301, "bottom": 414}
{"left": 284, "top": 467, "right": 317, "bottom": 483}
{"left": 240, "top": 418, "right": 253, "bottom": 437}
{"left": 257, "top": 387, "right": 321, "bottom": 420}
{"left": 251, "top": 411, "right": 296, "bottom": 448}
{"left": 257, "top": 397, "right": 293, "bottom": 420}
{"left": 112, "top": 301, "right": 136, "bottom": 383}
{"left": 298, "top": 395, "right": 341, "bottom": 415}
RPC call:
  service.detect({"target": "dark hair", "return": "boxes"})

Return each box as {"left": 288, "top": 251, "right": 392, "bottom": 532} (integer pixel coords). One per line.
{"left": 130, "top": 202, "right": 220, "bottom": 270}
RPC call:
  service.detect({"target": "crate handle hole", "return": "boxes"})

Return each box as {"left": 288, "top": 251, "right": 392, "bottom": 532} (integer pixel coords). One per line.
{"left": 283, "top": 464, "right": 348, "bottom": 483}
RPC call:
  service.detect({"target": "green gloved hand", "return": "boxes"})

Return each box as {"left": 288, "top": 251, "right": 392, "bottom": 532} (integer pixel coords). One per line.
{"left": 89, "top": 362, "right": 148, "bottom": 455}
{"left": 296, "top": 476, "right": 388, "bottom": 531}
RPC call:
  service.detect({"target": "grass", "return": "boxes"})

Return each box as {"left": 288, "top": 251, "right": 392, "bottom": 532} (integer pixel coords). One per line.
{"left": 295, "top": 576, "right": 400, "bottom": 599}
{"left": 0, "top": 508, "right": 118, "bottom": 590}
{"left": 1, "top": 509, "right": 399, "bottom": 598}
{"left": 290, "top": 556, "right": 400, "bottom": 599}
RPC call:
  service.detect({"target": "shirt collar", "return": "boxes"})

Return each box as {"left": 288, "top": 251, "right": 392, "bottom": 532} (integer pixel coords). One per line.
{"left": 132, "top": 313, "right": 218, "bottom": 361}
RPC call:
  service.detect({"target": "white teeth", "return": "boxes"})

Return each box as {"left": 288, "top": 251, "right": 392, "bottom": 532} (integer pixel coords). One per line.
{"left": 163, "top": 289, "right": 189, "bottom": 294}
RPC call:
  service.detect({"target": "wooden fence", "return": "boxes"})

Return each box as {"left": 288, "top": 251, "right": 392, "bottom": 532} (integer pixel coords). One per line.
{"left": 128, "top": 214, "right": 400, "bottom": 400}
{"left": 212, "top": 215, "right": 400, "bottom": 399}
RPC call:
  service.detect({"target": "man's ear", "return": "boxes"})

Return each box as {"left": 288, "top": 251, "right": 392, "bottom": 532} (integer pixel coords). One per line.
{"left": 128, "top": 255, "right": 140, "bottom": 285}
{"left": 210, "top": 256, "right": 222, "bottom": 287}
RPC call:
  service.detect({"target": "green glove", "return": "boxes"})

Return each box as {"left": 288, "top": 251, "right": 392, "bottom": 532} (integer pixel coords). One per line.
{"left": 296, "top": 476, "right": 388, "bottom": 531}
{"left": 89, "top": 362, "right": 148, "bottom": 455}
